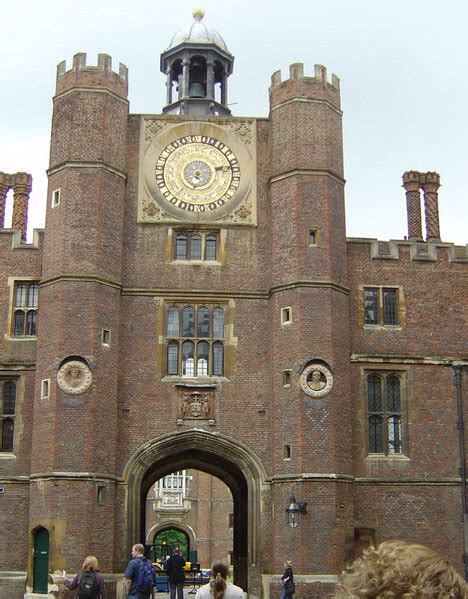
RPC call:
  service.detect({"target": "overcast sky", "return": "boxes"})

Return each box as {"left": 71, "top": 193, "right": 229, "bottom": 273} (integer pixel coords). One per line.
{"left": 1, "top": 0, "right": 466, "bottom": 244}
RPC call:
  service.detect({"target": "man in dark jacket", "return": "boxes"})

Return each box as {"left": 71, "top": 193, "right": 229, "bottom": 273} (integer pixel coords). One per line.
{"left": 165, "top": 548, "right": 186, "bottom": 599}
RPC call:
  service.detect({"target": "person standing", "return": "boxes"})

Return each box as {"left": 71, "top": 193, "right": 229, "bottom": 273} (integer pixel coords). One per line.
{"left": 124, "top": 543, "right": 156, "bottom": 599}
{"left": 281, "top": 560, "right": 294, "bottom": 599}
{"left": 166, "top": 547, "right": 186, "bottom": 599}
{"left": 195, "top": 559, "right": 244, "bottom": 599}
{"left": 62, "top": 555, "right": 106, "bottom": 598}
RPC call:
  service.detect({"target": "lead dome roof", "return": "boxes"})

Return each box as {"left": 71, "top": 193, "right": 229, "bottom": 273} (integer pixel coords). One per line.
{"left": 168, "top": 9, "right": 229, "bottom": 52}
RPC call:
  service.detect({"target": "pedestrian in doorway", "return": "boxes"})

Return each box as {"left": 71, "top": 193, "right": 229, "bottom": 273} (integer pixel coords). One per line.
{"left": 166, "top": 547, "right": 186, "bottom": 599}
{"left": 62, "top": 555, "right": 106, "bottom": 598}
{"left": 281, "top": 560, "right": 294, "bottom": 599}
{"left": 124, "top": 543, "right": 156, "bottom": 599}
{"left": 195, "top": 559, "right": 244, "bottom": 599}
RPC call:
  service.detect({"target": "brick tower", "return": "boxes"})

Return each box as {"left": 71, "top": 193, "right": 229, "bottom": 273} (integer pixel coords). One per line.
{"left": 29, "top": 53, "right": 128, "bottom": 576}
{"left": 268, "top": 63, "right": 353, "bottom": 574}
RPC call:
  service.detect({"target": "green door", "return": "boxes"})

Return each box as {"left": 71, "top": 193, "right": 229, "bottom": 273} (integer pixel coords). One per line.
{"left": 33, "top": 528, "right": 49, "bottom": 593}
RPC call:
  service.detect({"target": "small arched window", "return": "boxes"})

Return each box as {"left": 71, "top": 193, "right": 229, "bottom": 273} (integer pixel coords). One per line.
{"left": 182, "top": 341, "right": 195, "bottom": 376}
{"left": 12, "top": 281, "right": 39, "bottom": 337}
{"left": 190, "top": 235, "right": 202, "bottom": 260}
{"left": 175, "top": 234, "right": 188, "bottom": 260}
{"left": 167, "top": 307, "right": 180, "bottom": 337}
{"left": 3, "top": 382, "right": 16, "bottom": 415}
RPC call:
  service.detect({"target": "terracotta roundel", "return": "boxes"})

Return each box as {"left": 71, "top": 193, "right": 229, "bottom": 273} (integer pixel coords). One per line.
{"left": 300, "top": 363, "right": 333, "bottom": 398}
{"left": 57, "top": 360, "right": 92, "bottom": 395}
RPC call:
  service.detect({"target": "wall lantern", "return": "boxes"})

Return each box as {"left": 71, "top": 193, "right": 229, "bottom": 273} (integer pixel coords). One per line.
{"left": 286, "top": 496, "right": 308, "bottom": 528}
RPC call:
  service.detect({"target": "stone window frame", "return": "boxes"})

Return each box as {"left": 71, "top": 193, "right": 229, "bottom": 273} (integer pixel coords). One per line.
{"left": 360, "top": 285, "right": 403, "bottom": 329}
{"left": 7, "top": 278, "right": 40, "bottom": 340}
{"left": 282, "top": 370, "right": 292, "bottom": 387}
{"left": 101, "top": 329, "right": 111, "bottom": 347}
{"left": 281, "top": 307, "right": 292, "bottom": 325}
{"left": 165, "top": 303, "right": 225, "bottom": 377}
{"left": 0, "top": 378, "right": 17, "bottom": 453}
{"left": 51, "top": 188, "right": 61, "bottom": 208}
{"left": 41, "top": 379, "right": 50, "bottom": 400}
{"left": 365, "top": 369, "right": 409, "bottom": 458}
{"left": 173, "top": 230, "right": 219, "bottom": 262}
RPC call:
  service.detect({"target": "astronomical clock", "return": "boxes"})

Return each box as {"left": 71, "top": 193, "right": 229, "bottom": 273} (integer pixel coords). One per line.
{"left": 139, "top": 119, "right": 257, "bottom": 225}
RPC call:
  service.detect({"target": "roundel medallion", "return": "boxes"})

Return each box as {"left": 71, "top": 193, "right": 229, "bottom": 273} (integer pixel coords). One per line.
{"left": 300, "top": 363, "right": 333, "bottom": 398}
{"left": 57, "top": 360, "right": 92, "bottom": 395}
{"left": 155, "top": 135, "right": 241, "bottom": 212}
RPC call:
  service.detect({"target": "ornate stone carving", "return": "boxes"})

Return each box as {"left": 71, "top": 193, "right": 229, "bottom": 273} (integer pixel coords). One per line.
{"left": 144, "top": 119, "right": 171, "bottom": 142}
{"left": 57, "top": 360, "right": 92, "bottom": 395}
{"left": 180, "top": 391, "right": 211, "bottom": 419}
{"left": 300, "top": 363, "right": 333, "bottom": 398}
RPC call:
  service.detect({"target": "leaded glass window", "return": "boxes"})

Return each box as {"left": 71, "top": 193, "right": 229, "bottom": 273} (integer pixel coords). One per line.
{"left": 363, "top": 287, "right": 399, "bottom": 326}
{"left": 166, "top": 304, "right": 225, "bottom": 376}
{"left": 173, "top": 231, "right": 218, "bottom": 262}
{"left": 1, "top": 380, "right": 17, "bottom": 453}
{"left": 367, "top": 372, "right": 404, "bottom": 455}
{"left": 12, "top": 281, "right": 39, "bottom": 337}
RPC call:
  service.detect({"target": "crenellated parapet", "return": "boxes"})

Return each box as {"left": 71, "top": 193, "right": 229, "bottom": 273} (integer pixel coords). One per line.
{"left": 269, "top": 63, "right": 341, "bottom": 110}
{"left": 347, "top": 237, "right": 467, "bottom": 263}
{"left": 55, "top": 53, "right": 128, "bottom": 99}
{"left": 0, "top": 171, "right": 32, "bottom": 240}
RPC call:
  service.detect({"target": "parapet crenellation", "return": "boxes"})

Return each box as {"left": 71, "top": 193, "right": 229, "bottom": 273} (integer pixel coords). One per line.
{"left": 347, "top": 237, "right": 468, "bottom": 263}
{"left": 55, "top": 53, "right": 128, "bottom": 98}
{"left": 270, "top": 63, "right": 340, "bottom": 91}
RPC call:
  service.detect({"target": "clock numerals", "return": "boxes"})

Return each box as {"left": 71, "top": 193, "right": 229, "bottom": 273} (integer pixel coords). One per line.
{"left": 155, "top": 135, "right": 241, "bottom": 212}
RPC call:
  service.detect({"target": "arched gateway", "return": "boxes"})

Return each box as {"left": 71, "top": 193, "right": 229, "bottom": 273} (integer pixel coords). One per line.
{"left": 123, "top": 429, "right": 268, "bottom": 596}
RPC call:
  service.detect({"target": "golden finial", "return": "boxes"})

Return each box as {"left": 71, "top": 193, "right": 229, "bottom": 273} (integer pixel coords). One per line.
{"left": 192, "top": 8, "right": 205, "bottom": 21}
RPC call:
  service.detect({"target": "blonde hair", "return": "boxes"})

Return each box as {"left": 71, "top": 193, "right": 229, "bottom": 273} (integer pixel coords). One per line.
{"left": 210, "top": 559, "right": 230, "bottom": 599}
{"left": 82, "top": 555, "right": 99, "bottom": 572}
{"left": 335, "top": 540, "right": 468, "bottom": 598}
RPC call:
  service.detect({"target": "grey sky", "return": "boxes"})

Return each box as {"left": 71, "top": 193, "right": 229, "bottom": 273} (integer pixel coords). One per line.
{"left": 1, "top": 0, "right": 467, "bottom": 244}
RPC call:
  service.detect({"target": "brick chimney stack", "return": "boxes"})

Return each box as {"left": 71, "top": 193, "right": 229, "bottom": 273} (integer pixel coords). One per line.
{"left": 402, "top": 171, "right": 441, "bottom": 241}
{"left": 0, "top": 171, "right": 32, "bottom": 240}
{"left": 402, "top": 171, "right": 423, "bottom": 240}
{"left": 420, "top": 172, "right": 441, "bottom": 241}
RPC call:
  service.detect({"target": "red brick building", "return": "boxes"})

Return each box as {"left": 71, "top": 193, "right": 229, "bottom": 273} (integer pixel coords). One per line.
{"left": 0, "top": 10, "right": 466, "bottom": 599}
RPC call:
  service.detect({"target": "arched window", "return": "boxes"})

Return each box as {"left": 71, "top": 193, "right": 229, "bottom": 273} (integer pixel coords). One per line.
{"left": 183, "top": 307, "right": 195, "bottom": 337}
{"left": 367, "top": 372, "right": 404, "bottom": 455}
{"left": 167, "top": 307, "right": 180, "bottom": 337}
{"left": 212, "top": 308, "right": 224, "bottom": 338}
{"left": 173, "top": 232, "right": 218, "bottom": 262}
{"left": 175, "top": 234, "right": 188, "bottom": 260}
{"left": 197, "top": 307, "right": 210, "bottom": 337}
{"left": 182, "top": 341, "right": 195, "bottom": 376}
{"left": 205, "top": 235, "right": 217, "bottom": 260}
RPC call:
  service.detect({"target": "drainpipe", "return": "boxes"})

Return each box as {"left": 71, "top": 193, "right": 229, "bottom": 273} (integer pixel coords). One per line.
{"left": 453, "top": 363, "right": 468, "bottom": 580}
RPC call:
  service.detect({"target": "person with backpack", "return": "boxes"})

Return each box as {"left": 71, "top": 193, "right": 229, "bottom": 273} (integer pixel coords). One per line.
{"left": 62, "top": 555, "right": 106, "bottom": 599}
{"left": 124, "top": 543, "right": 157, "bottom": 599}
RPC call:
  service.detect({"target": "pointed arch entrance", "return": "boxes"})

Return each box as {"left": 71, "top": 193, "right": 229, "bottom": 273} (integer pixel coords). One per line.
{"left": 123, "top": 429, "right": 267, "bottom": 596}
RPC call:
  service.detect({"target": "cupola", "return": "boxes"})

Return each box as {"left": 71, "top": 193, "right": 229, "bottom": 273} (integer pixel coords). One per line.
{"left": 160, "top": 9, "right": 234, "bottom": 116}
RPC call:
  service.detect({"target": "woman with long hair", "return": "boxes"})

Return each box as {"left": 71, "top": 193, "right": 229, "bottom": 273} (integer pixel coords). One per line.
{"left": 62, "top": 555, "right": 106, "bottom": 598}
{"left": 335, "top": 540, "right": 468, "bottom": 598}
{"left": 281, "top": 560, "right": 294, "bottom": 599}
{"left": 195, "top": 559, "right": 244, "bottom": 599}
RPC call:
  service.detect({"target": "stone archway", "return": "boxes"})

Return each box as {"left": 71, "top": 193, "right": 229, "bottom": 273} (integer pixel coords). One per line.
{"left": 146, "top": 520, "right": 196, "bottom": 551}
{"left": 122, "top": 429, "right": 268, "bottom": 599}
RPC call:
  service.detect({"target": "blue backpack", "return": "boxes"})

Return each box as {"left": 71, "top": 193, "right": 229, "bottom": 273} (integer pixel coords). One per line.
{"left": 135, "top": 558, "right": 156, "bottom": 593}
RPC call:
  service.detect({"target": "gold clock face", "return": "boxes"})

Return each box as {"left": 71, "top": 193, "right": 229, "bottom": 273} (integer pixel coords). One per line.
{"left": 155, "top": 135, "right": 241, "bottom": 213}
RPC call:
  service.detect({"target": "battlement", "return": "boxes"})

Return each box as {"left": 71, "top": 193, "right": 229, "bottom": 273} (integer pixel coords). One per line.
{"left": 269, "top": 63, "right": 341, "bottom": 110}
{"left": 347, "top": 237, "right": 467, "bottom": 263}
{"left": 271, "top": 63, "right": 340, "bottom": 90}
{"left": 56, "top": 53, "right": 128, "bottom": 99}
